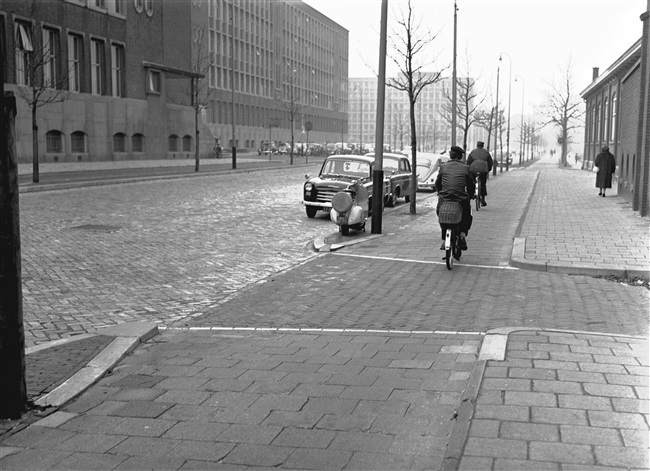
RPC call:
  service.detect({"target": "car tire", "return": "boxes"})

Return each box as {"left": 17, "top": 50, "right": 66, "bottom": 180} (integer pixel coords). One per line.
{"left": 341, "top": 225, "right": 350, "bottom": 236}
{"left": 387, "top": 192, "right": 396, "bottom": 207}
{"left": 305, "top": 206, "right": 318, "bottom": 218}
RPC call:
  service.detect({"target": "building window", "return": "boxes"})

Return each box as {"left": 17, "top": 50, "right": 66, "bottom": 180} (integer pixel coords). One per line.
{"left": 168, "top": 135, "right": 179, "bottom": 152}
{"left": 68, "top": 34, "right": 82, "bottom": 92}
{"left": 611, "top": 93, "right": 617, "bottom": 142}
{"left": 113, "top": 133, "right": 126, "bottom": 152}
{"left": 182, "top": 135, "right": 192, "bottom": 152}
{"left": 15, "top": 22, "right": 33, "bottom": 86}
{"left": 107, "top": 0, "right": 123, "bottom": 15}
{"left": 134, "top": 0, "right": 143, "bottom": 12}
{"left": 148, "top": 69, "right": 161, "bottom": 94}
{"left": 91, "top": 39, "right": 104, "bottom": 95}
{"left": 43, "top": 28, "right": 59, "bottom": 88}
{"left": 111, "top": 44, "right": 124, "bottom": 97}
{"left": 603, "top": 97, "right": 609, "bottom": 145}
{"left": 94, "top": 0, "right": 106, "bottom": 9}
{"left": 144, "top": 0, "right": 153, "bottom": 16}
{"left": 132, "top": 133, "right": 144, "bottom": 152}
{"left": 71, "top": 131, "right": 86, "bottom": 153}
{"left": 46, "top": 130, "right": 63, "bottom": 153}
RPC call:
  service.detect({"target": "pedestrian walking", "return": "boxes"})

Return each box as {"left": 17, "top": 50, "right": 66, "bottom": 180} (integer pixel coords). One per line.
{"left": 594, "top": 146, "right": 616, "bottom": 197}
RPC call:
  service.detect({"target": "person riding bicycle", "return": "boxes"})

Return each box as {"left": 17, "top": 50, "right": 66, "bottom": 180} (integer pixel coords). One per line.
{"left": 466, "top": 141, "right": 493, "bottom": 207}
{"left": 435, "top": 146, "right": 475, "bottom": 250}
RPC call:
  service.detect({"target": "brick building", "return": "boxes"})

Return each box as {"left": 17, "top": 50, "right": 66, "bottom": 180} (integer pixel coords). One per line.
{"left": 580, "top": 1, "right": 649, "bottom": 216}
{"left": 1, "top": 0, "right": 348, "bottom": 164}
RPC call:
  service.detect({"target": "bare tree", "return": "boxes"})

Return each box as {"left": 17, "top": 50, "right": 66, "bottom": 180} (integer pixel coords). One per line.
{"left": 14, "top": 4, "right": 71, "bottom": 183}
{"left": 440, "top": 51, "right": 485, "bottom": 151}
{"left": 277, "top": 69, "right": 304, "bottom": 165}
{"left": 475, "top": 106, "right": 496, "bottom": 151}
{"left": 540, "top": 58, "right": 584, "bottom": 167}
{"left": 188, "top": 28, "right": 213, "bottom": 172}
{"left": 387, "top": 0, "right": 446, "bottom": 214}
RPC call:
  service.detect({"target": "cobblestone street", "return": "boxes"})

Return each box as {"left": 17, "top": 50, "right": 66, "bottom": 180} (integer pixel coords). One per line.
{"left": 19, "top": 165, "right": 329, "bottom": 346}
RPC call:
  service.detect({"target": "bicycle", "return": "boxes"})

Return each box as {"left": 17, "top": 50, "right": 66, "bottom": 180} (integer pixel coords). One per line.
{"left": 438, "top": 201, "right": 464, "bottom": 270}
{"left": 475, "top": 175, "right": 483, "bottom": 211}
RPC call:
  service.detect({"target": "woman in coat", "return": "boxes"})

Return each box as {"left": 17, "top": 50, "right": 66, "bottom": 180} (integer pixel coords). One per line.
{"left": 594, "top": 146, "right": 616, "bottom": 197}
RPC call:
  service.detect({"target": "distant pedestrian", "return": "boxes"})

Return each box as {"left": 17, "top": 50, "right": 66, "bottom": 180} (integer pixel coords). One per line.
{"left": 594, "top": 146, "right": 616, "bottom": 197}
{"left": 467, "top": 141, "right": 493, "bottom": 206}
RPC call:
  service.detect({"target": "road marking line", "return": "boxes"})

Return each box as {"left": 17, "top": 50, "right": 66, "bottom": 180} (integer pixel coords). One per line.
{"left": 331, "top": 252, "right": 519, "bottom": 270}
{"left": 160, "top": 326, "right": 486, "bottom": 335}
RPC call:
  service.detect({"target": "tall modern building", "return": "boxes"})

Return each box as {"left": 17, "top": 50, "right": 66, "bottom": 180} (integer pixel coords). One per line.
{"left": 1, "top": 0, "right": 348, "bottom": 164}
{"left": 349, "top": 75, "right": 487, "bottom": 154}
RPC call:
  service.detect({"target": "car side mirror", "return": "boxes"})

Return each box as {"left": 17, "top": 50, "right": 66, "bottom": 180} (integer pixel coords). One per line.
{"left": 304, "top": 174, "right": 310, "bottom": 179}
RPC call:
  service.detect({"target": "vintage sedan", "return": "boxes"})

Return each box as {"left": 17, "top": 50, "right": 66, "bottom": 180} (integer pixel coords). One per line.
{"left": 303, "top": 154, "right": 390, "bottom": 218}
{"left": 366, "top": 152, "right": 413, "bottom": 206}
{"left": 416, "top": 152, "right": 448, "bottom": 191}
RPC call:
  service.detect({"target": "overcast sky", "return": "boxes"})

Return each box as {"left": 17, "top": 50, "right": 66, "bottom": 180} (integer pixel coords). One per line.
{"left": 304, "top": 0, "right": 646, "bottom": 121}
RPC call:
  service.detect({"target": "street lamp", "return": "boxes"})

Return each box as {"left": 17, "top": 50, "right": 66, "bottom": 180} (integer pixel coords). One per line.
{"left": 515, "top": 75, "right": 525, "bottom": 164}
{"left": 493, "top": 60, "right": 500, "bottom": 176}
{"left": 230, "top": 5, "right": 237, "bottom": 170}
{"left": 500, "top": 52, "right": 512, "bottom": 171}
{"left": 451, "top": 0, "right": 458, "bottom": 146}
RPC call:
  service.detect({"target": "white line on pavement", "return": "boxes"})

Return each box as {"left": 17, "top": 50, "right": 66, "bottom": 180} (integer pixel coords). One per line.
{"left": 332, "top": 252, "right": 519, "bottom": 270}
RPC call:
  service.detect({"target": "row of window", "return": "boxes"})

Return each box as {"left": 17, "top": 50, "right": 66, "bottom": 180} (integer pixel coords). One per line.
{"left": 64, "top": 0, "right": 153, "bottom": 17}
{"left": 588, "top": 93, "right": 617, "bottom": 144}
{"left": 45, "top": 131, "right": 145, "bottom": 153}
{"left": 14, "top": 20, "right": 126, "bottom": 98}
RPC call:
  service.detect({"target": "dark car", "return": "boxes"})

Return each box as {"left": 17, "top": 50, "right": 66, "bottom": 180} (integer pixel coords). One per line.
{"left": 366, "top": 152, "right": 413, "bottom": 207}
{"left": 303, "top": 154, "right": 390, "bottom": 218}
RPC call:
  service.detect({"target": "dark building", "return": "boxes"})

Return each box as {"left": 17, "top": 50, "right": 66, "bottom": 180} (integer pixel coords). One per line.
{"left": 1, "top": 0, "right": 348, "bottom": 164}
{"left": 581, "top": 1, "right": 649, "bottom": 216}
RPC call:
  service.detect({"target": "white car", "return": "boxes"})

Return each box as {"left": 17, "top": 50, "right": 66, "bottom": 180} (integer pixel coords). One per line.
{"left": 416, "top": 152, "right": 447, "bottom": 191}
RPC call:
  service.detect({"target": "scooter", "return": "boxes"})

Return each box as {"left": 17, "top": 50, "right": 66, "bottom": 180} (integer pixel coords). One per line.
{"left": 330, "top": 179, "right": 369, "bottom": 236}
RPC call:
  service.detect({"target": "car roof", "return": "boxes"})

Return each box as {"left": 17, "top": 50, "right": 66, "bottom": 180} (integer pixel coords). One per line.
{"left": 364, "top": 152, "right": 408, "bottom": 159}
{"left": 326, "top": 155, "right": 376, "bottom": 164}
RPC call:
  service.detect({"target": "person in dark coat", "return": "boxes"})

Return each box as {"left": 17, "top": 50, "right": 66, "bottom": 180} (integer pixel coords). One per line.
{"left": 594, "top": 146, "right": 616, "bottom": 197}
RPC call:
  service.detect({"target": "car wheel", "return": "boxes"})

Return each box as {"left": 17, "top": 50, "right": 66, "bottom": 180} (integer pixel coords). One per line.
{"left": 387, "top": 192, "right": 396, "bottom": 207}
{"left": 305, "top": 206, "right": 318, "bottom": 218}
{"left": 341, "top": 225, "right": 350, "bottom": 236}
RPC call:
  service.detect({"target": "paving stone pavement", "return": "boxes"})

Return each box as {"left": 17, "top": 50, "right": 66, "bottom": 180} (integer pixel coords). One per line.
{"left": 1, "top": 155, "right": 648, "bottom": 469}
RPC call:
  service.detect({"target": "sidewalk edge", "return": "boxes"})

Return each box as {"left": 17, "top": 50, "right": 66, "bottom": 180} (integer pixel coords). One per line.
{"left": 33, "top": 323, "right": 159, "bottom": 408}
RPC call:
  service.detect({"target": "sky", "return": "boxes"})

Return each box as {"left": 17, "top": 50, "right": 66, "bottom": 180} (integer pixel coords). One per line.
{"left": 303, "top": 0, "right": 646, "bottom": 140}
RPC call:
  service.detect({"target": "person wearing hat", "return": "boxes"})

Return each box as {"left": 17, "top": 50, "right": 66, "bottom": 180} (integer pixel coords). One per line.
{"left": 594, "top": 146, "right": 616, "bottom": 197}
{"left": 435, "top": 146, "right": 475, "bottom": 250}
{"left": 467, "top": 141, "right": 493, "bottom": 206}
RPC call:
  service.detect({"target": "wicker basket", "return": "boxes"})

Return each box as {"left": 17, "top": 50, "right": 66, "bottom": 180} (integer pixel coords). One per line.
{"left": 438, "top": 201, "right": 462, "bottom": 224}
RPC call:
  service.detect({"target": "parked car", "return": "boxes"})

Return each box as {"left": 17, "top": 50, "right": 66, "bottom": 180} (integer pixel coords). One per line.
{"left": 365, "top": 152, "right": 413, "bottom": 206}
{"left": 303, "top": 154, "right": 390, "bottom": 218}
{"left": 416, "top": 152, "right": 447, "bottom": 191}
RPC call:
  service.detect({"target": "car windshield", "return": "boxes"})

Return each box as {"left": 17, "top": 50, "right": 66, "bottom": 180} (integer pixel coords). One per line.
{"left": 321, "top": 159, "right": 370, "bottom": 178}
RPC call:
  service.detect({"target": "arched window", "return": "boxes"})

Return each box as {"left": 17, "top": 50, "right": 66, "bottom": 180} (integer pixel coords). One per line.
{"left": 182, "top": 135, "right": 192, "bottom": 152}
{"left": 132, "top": 133, "right": 144, "bottom": 152}
{"left": 611, "top": 93, "right": 617, "bottom": 142}
{"left": 591, "top": 105, "right": 597, "bottom": 143}
{"left": 46, "top": 130, "right": 63, "bottom": 153}
{"left": 168, "top": 134, "right": 179, "bottom": 152}
{"left": 71, "top": 131, "right": 86, "bottom": 153}
{"left": 113, "top": 132, "right": 127, "bottom": 152}
{"left": 595, "top": 102, "right": 601, "bottom": 142}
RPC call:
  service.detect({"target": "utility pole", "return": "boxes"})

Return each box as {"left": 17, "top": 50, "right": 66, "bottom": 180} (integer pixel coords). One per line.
{"left": 230, "top": 5, "right": 237, "bottom": 169}
{"left": 372, "top": 0, "right": 388, "bottom": 234}
{"left": 493, "top": 61, "right": 500, "bottom": 176}
{"left": 451, "top": 0, "right": 458, "bottom": 147}
{"left": 1, "top": 43, "right": 27, "bottom": 418}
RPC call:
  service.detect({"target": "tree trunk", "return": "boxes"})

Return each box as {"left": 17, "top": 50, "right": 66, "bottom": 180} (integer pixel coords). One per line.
{"left": 32, "top": 104, "right": 39, "bottom": 183}
{"left": 409, "top": 99, "right": 417, "bottom": 215}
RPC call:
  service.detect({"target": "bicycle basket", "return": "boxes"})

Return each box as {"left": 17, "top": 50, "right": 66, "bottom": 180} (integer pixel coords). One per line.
{"left": 438, "top": 202, "right": 463, "bottom": 224}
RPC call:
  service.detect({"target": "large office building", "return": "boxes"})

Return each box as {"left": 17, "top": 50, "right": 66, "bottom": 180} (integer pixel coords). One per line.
{"left": 348, "top": 75, "right": 487, "bottom": 154}
{"left": 1, "top": 0, "right": 348, "bottom": 164}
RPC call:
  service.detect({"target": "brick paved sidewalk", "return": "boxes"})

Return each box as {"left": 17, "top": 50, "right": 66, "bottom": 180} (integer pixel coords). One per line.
{"left": 461, "top": 329, "right": 649, "bottom": 470}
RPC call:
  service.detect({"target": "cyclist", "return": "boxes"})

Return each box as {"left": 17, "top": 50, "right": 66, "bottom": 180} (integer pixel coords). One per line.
{"left": 435, "top": 146, "right": 475, "bottom": 250}
{"left": 466, "top": 141, "right": 493, "bottom": 207}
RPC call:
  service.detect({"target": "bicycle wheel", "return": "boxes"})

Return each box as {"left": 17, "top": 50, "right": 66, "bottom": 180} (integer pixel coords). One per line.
{"left": 475, "top": 179, "right": 481, "bottom": 211}
{"left": 445, "top": 228, "right": 454, "bottom": 270}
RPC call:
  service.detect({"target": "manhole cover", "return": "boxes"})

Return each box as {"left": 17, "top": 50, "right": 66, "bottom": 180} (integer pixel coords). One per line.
{"left": 71, "top": 224, "right": 121, "bottom": 232}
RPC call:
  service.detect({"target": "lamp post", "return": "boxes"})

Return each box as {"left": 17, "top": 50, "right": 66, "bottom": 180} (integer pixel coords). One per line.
{"left": 451, "top": 0, "right": 458, "bottom": 146}
{"left": 500, "top": 52, "right": 512, "bottom": 171}
{"left": 493, "top": 60, "right": 500, "bottom": 176}
{"left": 230, "top": 5, "right": 236, "bottom": 169}
{"left": 515, "top": 75, "right": 525, "bottom": 165}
